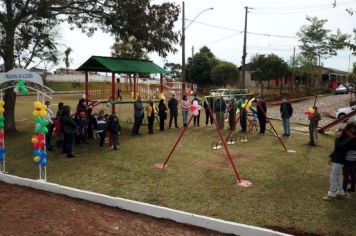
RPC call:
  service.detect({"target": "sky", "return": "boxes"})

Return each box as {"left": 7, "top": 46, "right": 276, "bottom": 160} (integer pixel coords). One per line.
{"left": 59, "top": 0, "right": 356, "bottom": 72}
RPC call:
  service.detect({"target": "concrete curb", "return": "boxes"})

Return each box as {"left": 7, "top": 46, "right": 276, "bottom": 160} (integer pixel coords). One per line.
{"left": 0, "top": 173, "right": 291, "bottom": 236}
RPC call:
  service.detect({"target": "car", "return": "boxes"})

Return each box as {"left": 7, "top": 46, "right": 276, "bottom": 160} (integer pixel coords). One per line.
{"left": 334, "top": 84, "right": 348, "bottom": 95}
{"left": 335, "top": 104, "right": 356, "bottom": 121}
{"left": 208, "top": 88, "right": 253, "bottom": 100}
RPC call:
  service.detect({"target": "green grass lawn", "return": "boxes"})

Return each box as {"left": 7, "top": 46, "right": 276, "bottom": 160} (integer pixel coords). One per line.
{"left": 5, "top": 95, "right": 356, "bottom": 236}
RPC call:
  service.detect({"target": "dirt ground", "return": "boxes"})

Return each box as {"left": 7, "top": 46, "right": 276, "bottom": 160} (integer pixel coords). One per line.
{"left": 0, "top": 182, "right": 228, "bottom": 236}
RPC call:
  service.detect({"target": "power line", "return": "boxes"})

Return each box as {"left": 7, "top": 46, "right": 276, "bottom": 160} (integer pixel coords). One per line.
{"left": 253, "top": 0, "right": 356, "bottom": 11}
{"left": 185, "top": 19, "right": 298, "bottom": 38}
{"left": 203, "top": 32, "right": 243, "bottom": 46}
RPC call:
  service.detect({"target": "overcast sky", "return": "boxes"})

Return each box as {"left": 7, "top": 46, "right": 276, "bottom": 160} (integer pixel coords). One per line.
{"left": 60, "top": 0, "right": 356, "bottom": 72}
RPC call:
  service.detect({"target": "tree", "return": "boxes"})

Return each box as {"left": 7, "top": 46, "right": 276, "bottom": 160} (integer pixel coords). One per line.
{"left": 211, "top": 62, "right": 239, "bottom": 87}
{"left": 164, "top": 62, "right": 182, "bottom": 80}
{"left": 297, "top": 16, "right": 348, "bottom": 86}
{"left": 64, "top": 47, "right": 73, "bottom": 74}
{"left": 249, "top": 54, "right": 289, "bottom": 95}
{"left": 111, "top": 36, "right": 149, "bottom": 60}
{"left": 0, "top": 0, "right": 179, "bottom": 131}
{"left": 186, "top": 46, "right": 218, "bottom": 88}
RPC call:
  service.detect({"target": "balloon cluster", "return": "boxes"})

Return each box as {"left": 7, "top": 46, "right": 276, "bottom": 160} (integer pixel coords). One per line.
{"left": 189, "top": 100, "right": 201, "bottom": 116}
{"left": 0, "top": 100, "right": 5, "bottom": 161}
{"left": 237, "top": 98, "right": 255, "bottom": 110}
{"left": 185, "top": 87, "right": 193, "bottom": 96}
{"left": 32, "top": 101, "right": 49, "bottom": 166}
{"left": 14, "top": 80, "right": 28, "bottom": 95}
{"left": 304, "top": 107, "right": 315, "bottom": 119}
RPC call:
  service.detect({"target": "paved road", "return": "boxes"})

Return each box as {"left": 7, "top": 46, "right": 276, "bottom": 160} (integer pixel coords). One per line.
{"left": 267, "top": 94, "right": 353, "bottom": 130}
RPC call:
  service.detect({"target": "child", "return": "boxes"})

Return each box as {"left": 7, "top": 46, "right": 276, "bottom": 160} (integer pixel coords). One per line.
{"left": 75, "top": 112, "right": 88, "bottom": 144}
{"left": 323, "top": 125, "right": 355, "bottom": 200}
{"left": 96, "top": 114, "right": 107, "bottom": 147}
{"left": 108, "top": 112, "right": 121, "bottom": 150}
{"left": 308, "top": 106, "right": 321, "bottom": 146}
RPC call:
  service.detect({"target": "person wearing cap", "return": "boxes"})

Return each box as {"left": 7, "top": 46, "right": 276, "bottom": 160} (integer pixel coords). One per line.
{"left": 168, "top": 94, "right": 179, "bottom": 129}
{"left": 280, "top": 98, "right": 293, "bottom": 137}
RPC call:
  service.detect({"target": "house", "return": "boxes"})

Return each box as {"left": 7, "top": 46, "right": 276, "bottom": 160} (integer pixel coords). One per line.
{"left": 54, "top": 68, "right": 83, "bottom": 75}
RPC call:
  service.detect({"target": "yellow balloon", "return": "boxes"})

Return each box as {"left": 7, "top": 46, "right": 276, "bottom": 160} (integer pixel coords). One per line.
{"left": 33, "top": 110, "right": 40, "bottom": 117}
{"left": 0, "top": 100, "right": 4, "bottom": 106}
{"left": 241, "top": 104, "right": 246, "bottom": 109}
{"left": 34, "top": 156, "right": 41, "bottom": 162}
{"left": 0, "top": 107, "right": 4, "bottom": 114}
{"left": 34, "top": 101, "right": 42, "bottom": 109}
{"left": 31, "top": 137, "right": 38, "bottom": 144}
{"left": 159, "top": 93, "right": 165, "bottom": 100}
{"left": 40, "top": 110, "right": 47, "bottom": 118}
{"left": 307, "top": 107, "right": 314, "bottom": 113}
{"left": 41, "top": 104, "right": 47, "bottom": 110}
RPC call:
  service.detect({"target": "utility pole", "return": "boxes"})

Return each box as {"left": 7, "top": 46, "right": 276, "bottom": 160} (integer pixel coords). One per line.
{"left": 241, "top": 6, "right": 252, "bottom": 89}
{"left": 292, "top": 46, "right": 296, "bottom": 91}
{"left": 182, "top": 1, "right": 186, "bottom": 82}
{"left": 192, "top": 46, "right": 194, "bottom": 58}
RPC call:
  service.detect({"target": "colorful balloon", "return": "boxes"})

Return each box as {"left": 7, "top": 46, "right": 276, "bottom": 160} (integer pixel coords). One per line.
{"left": 0, "top": 100, "right": 5, "bottom": 106}
{"left": 0, "top": 131, "right": 4, "bottom": 138}
{"left": 40, "top": 110, "right": 47, "bottom": 118}
{"left": 0, "top": 107, "right": 4, "bottom": 113}
{"left": 31, "top": 137, "right": 39, "bottom": 144}
{"left": 34, "top": 156, "right": 41, "bottom": 162}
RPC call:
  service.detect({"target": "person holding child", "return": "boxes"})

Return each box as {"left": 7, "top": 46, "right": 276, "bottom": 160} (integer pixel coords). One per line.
{"left": 323, "top": 123, "right": 355, "bottom": 200}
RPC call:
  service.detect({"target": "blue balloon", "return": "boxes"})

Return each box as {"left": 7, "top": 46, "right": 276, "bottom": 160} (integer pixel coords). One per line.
{"left": 40, "top": 152, "right": 47, "bottom": 159}
{"left": 33, "top": 149, "right": 41, "bottom": 156}
{"left": 0, "top": 147, "right": 5, "bottom": 154}
{"left": 39, "top": 159, "right": 47, "bottom": 167}
{"left": 0, "top": 154, "right": 3, "bottom": 161}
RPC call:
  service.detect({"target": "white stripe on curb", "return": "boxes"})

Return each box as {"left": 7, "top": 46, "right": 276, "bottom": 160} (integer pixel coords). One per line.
{"left": 0, "top": 173, "right": 291, "bottom": 236}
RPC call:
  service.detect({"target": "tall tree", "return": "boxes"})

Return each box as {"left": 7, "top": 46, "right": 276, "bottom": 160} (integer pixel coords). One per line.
{"left": 211, "top": 62, "right": 239, "bottom": 87}
{"left": 249, "top": 54, "right": 289, "bottom": 95}
{"left": 64, "top": 47, "right": 73, "bottom": 74}
{"left": 297, "top": 16, "right": 348, "bottom": 86}
{"left": 111, "top": 36, "right": 148, "bottom": 60}
{"left": 164, "top": 62, "right": 182, "bottom": 80}
{"left": 0, "top": 0, "right": 179, "bottom": 131}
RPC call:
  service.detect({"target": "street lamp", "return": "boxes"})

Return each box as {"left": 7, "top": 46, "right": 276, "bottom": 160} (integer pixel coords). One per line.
{"left": 181, "top": 1, "right": 214, "bottom": 82}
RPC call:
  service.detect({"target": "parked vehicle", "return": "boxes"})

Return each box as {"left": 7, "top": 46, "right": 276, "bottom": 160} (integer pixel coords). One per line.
{"left": 208, "top": 88, "right": 253, "bottom": 100}
{"left": 335, "top": 104, "right": 356, "bottom": 121}
{"left": 334, "top": 84, "right": 348, "bottom": 94}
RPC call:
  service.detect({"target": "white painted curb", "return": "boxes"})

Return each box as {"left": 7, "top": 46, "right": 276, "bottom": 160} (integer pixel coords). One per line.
{"left": 0, "top": 173, "right": 291, "bottom": 236}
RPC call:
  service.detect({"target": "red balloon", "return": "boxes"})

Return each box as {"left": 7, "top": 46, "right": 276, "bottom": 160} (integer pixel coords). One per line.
{"left": 189, "top": 105, "right": 196, "bottom": 113}
{"left": 0, "top": 140, "right": 3, "bottom": 146}
{"left": 37, "top": 133, "right": 45, "bottom": 140}
{"left": 39, "top": 140, "right": 46, "bottom": 147}
{"left": 0, "top": 131, "right": 4, "bottom": 138}
{"left": 33, "top": 143, "right": 40, "bottom": 149}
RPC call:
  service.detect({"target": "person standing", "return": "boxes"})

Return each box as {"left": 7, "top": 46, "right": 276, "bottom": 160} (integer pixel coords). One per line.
{"left": 214, "top": 97, "right": 226, "bottom": 130}
{"left": 61, "top": 106, "right": 77, "bottom": 158}
{"left": 76, "top": 98, "right": 87, "bottom": 117}
{"left": 280, "top": 98, "right": 293, "bottom": 137}
{"left": 158, "top": 99, "right": 168, "bottom": 131}
{"left": 45, "top": 101, "right": 55, "bottom": 151}
{"left": 168, "top": 94, "right": 179, "bottom": 128}
{"left": 256, "top": 96, "right": 267, "bottom": 135}
{"left": 343, "top": 123, "right": 356, "bottom": 193}
{"left": 323, "top": 125, "right": 354, "bottom": 200}
{"left": 203, "top": 97, "right": 213, "bottom": 126}
{"left": 96, "top": 114, "right": 107, "bottom": 147}
{"left": 108, "top": 112, "right": 121, "bottom": 150}
{"left": 132, "top": 95, "right": 144, "bottom": 136}
{"left": 237, "top": 97, "right": 248, "bottom": 142}
{"left": 181, "top": 95, "right": 190, "bottom": 127}
{"left": 145, "top": 100, "right": 156, "bottom": 134}
{"left": 228, "top": 98, "right": 237, "bottom": 131}
{"left": 192, "top": 94, "right": 201, "bottom": 127}
{"left": 308, "top": 106, "right": 321, "bottom": 146}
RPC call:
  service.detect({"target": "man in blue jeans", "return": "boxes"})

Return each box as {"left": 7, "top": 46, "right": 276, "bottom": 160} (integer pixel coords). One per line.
{"left": 280, "top": 98, "right": 293, "bottom": 137}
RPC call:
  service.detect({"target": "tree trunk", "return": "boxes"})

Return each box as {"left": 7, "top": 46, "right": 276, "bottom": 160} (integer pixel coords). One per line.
{"left": 279, "top": 77, "right": 283, "bottom": 95}
{"left": 3, "top": 22, "right": 17, "bottom": 132}
{"left": 260, "top": 81, "right": 264, "bottom": 96}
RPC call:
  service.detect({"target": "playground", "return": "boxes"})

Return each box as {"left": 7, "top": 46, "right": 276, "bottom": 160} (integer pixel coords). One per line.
{"left": 1, "top": 91, "right": 356, "bottom": 235}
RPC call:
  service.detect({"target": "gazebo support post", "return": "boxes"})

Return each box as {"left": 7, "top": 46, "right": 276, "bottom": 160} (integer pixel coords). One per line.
{"left": 134, "top": 73, "right": 137, "bottom": 99}
{"left": 85, "top": 71, "right": 89, "bottom": 105}
{"left": 160, "top": 74, "right": 163, "bottom": 93}
{"left": 111, "top": 72, "right": 115, "bottom": 113}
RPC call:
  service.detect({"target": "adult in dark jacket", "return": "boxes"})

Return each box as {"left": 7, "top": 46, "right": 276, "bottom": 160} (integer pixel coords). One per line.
{"left": 158, "top": 99, "right": 168, "bottom": 131}
{"left": 76, "top": 98, "right": 87, "bottom": 117}
{"left": 214, "top": 97, "right": 226, "bottom": 130}
{"left": 256, "top": 97, "right": 267, "bottom": 135}
{"left": 132, "top": 95, "right": 144, "bottom": 136}
{"left": 342, "top": 123, "right": 356, "bottom": 193}
{"left": 280, "top": 98, "right": 293, "bottom": 137}
{"left": 323, "top": 124, "right": 355, "bottom": 200}
{"left": 203, "top": 97, "right": 213, "bottom": 126}
{"left": 61, "top": 106, "right": 77, "bottom": 158}
{"left": 168, "top": 94, "right": 179, "bottom": 128}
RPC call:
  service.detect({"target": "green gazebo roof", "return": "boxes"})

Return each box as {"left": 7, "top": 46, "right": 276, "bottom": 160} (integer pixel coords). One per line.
{"left": 76, "top": 56, "right": 168, "bottom": 74}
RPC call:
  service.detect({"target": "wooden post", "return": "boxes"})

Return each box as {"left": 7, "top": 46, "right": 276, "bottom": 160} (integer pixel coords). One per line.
{"left": 112, "top": 73, "right": 115, "bottom": 113}
{"left": 134, "top": 73, "right": 137, "bottom": 99}
{"left": 160, "top": 74, "right": 163, "bottom": 93}
{"left": 85, "top": 71, "right": 89, "bottom": 105}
